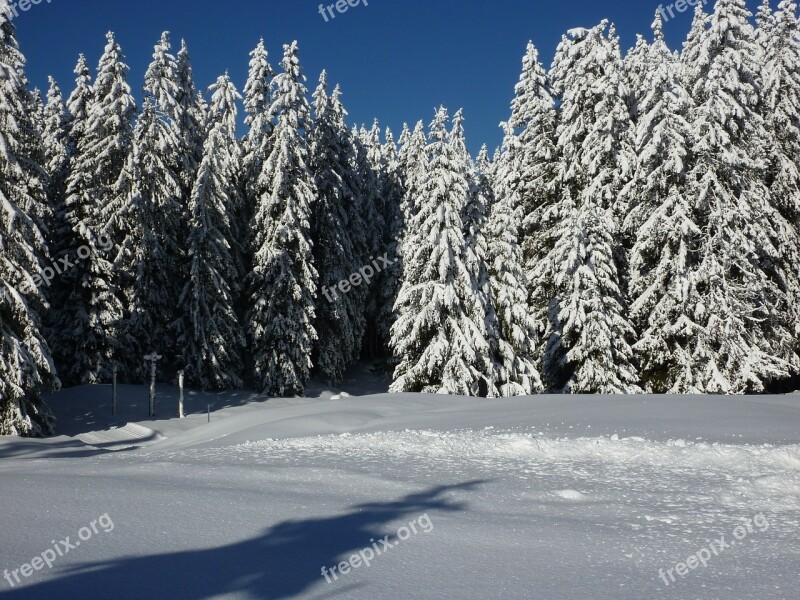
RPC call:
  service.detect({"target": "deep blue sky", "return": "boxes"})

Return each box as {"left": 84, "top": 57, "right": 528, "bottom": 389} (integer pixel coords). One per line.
{"left": 18, "top": 0, "right": 760, "bottom": 154}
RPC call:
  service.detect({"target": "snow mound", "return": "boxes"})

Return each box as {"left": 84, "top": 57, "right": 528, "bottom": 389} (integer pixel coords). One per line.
{"left": 554, "top": 489, "right": 588, "bottom": 501}
{"left": 76, "top": 423, "right": 162, "bottom": 451}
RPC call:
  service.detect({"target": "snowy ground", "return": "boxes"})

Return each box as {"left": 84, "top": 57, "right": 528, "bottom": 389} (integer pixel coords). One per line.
{"left": 1, "top": 372, "right": 799, "bottom": 599}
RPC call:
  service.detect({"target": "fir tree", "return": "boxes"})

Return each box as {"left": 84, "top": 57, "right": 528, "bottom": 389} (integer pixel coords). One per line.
{"left": 310, "top": 73, "right": 369, "bottom": 382}
{"left": 56, "top": 32, "right": 136, "bottom": 384}
{"left": 241, "top": 38, "right": 275, "bottom": 260}
{"left": 454, "top": 111, "right": 497, "bottom": 394}
{"left": 544, "top": 22, "right": 641, "bottom": 393}
{"left": 245, "top": 42, "right": 318, "bottom": 397}
{"left": 175, "top": 75, "right": 245, "bottom": 390}
{"left": 683, "top": 0, "right": 798, "bottom": 391}
{"left": 495, "top": 41, "right": 558, "bottom": 362}
{"left": 398, "top": 121, "right": 427, "bottom": 240}
{"left": 64, "top": 54, "right": 92, "bottom": 155}
{"left": 762, "top": 0, "right": 800, "bottom": 354}
{"left": 114, "top": 97, "right": 183, "bottom": 375}
{"left": 42, "top": 77, "right": 68, "bottom": 197}
{"left": 0, "top": 3, "right": 58, "bottom": 436}
{"left": 755, "top": 0, "right": 776, "bottom": 59}
{"left": 175, "top": 40, "right": 206, "bottom": 204}
{"left": 482, "top": 147, "right": 543, "bottom": 395}
{"left": 390, "top": 107, "right": 492, "bottom": 395}
{"left": 375, "top": 127, "right": 406, "bottom": 356}
{"left": 625, "top": 12, "right": 702, "bottom": 392}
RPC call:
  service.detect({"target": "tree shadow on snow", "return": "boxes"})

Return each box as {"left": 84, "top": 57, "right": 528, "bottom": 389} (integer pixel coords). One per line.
{"left": 0, "top": 480, "right": 485, "bottom": 600}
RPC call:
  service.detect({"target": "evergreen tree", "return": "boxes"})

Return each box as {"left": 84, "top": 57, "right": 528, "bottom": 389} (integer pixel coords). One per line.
{"left": 762, "top": 0, "right": 800, "bottom": 354}
{"left": 42, "top": 77, "right": 67, "bottom": 195}
{"left": 124, "top": 32, "right": 187, "bottom": 367}
{"left": 64, "top": 54, "right": 92, "bottom": 155}
{"left": 0, "top": 3, "right": 58, "bottom": 435}
{"left": 30, "top": 86, "right": 43, "bottom": 136}
{"left": 390, "top": 107, "right": 492, "bottom": 395}
{"left": 755, "top": 0, "right": 776, "bottom": 59}
{"left": 245, "top": 42, "right": 318, "bottom": 397}
{"left": 42, "top": 77, "right": 68, "bottom": 217}
{"left": 495, "top": 42, "right": 558, "bottom": 361}
{"left": 45, "top": 59, "right": 92, "bottom": 364}
{"left": 682, "top": 4, "right": 709, "bottom": 88}
{"left": 454, "top": 111, "right": 497, "bottom": 394}
{"left": 398, "top": 121, "right": 427, "bottom": 240}
{"left": 625, "top": 13, "right": 702, "bottom": 392}
{"left": 114, "top": 97, "right": 183, "bottom": 374}
{"left": 375, "top": 127, "right": 406, "bottom": 356}
{"left": 56, "top": 32, "right": 136, "bottom": 384}
{"left": 355, "top": 121, "right": 387, "bottom": 356}
{"left": 544, "top": 22, "right": 641, "bottom": 393}
{"left": 683, "top": 0, "right": 798, "bottom": 391}
{"left": 393, "top": 119, "right": 428, "bottom": 344}
{"left": 241, "top": 38, "right": 275, "bottom": 259}
{"left": 175, "top": 40, "right": 206, "bottom": 206}
{"left": 175, "top": 74, "right": 245, "bottom": 390}
{"left": 623, "top": 34, "right": 652, "bottom": 119}
{"left": 309, "top": 72, "right": 369, "bottom": 382}
{"left": 482, "top": 146, "right": 543, "bottom": 395}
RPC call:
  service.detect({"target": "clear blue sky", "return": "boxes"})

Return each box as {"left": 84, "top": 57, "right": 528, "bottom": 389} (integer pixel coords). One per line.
{"left": 18, "top": 0, "right": 760, "bottom": 154}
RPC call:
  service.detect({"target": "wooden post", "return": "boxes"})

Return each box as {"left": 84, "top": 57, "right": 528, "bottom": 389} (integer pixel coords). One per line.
{"left": 144, "top": 352, "right": 162, "bottom": 418}
{"left": 207, "top": 403, "right": 210, "bottom": 423}
{"left": 112, "top": 365, "right": 118, "bottom": 417}
{"left": 178, "top": 370, "right": 185, "bottom": 419}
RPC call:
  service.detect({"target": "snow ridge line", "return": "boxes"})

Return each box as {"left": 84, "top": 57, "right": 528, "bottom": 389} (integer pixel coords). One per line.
{"left": 219, "top": 429, "right": 800, "bottom": 471}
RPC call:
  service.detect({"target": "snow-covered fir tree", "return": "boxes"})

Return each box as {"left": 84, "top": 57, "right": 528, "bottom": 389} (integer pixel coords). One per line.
{"left": 0, "top": 3, "right": 58, "bottom": 435}
{"left": 682, "top": 0, "right": 799, "bottom": 391}
{"left": 241, "top": 38, "right": 275, "bottom": 262}
{"left": 755, "top": 0, "right": 776, "bottom": 58}
{"left": 42, "top": 76, "right": 68, "bottom": 227}
{"left": 481, "top": 147, "right": 543, "bottom": 395}
{"left": 55, "top": 32, "right": 136, "bottom": 384}
{"left": 625, "top": 12, "right": 702, "bottom": 392}
{"left": 390, "top": 107, "right": 492, "bottom": 395}
{"left": 355, "top": 120, "right": 389, "bottom": 356}
{"left": 397, "top": 121, "right": 427, "bottom": 240}
{"left": 309, "top": 72, "right": 369, "bottom": 382}
{"left": 375, "top": 127, "right": 406, "bottom": 356}
{"left": 495, "top": 41, "right": 558, "bottom": 360}
{"left": 681, "top": 4, "right": 709, "bottom": 85}
{"left": 29, "top": 86, "right": 43, "bottom": 135}
{"left": 104, "top": 32, "right": 186, "bottom": 371}
{"left": 64, "top": 54, "right": 92, "bottom": 155}
{"left": 245, "top": 42, "right": 318, "bottom": 396}
{"left": 544, "top": 22, "right": 641, "bottom": 393}
{"left": 175, "top": 40, "right": 206, "bottom": 207}
{"left": 175, "top": 74, "right": 245, "bottom": 390}
{"left": 624, "top": 34, "right": 654, "bottom": 119}
{"left": 454, "top": 111, "right": 497, "bottom": 395}
{"left": 113, "top": 97, "right": 183, "bottom": 377}
{"left": 761, "top": 0, "right": 800, "bottom": 349}
{"left": 42, "top": 77, "right": 68, "bottom": 189}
